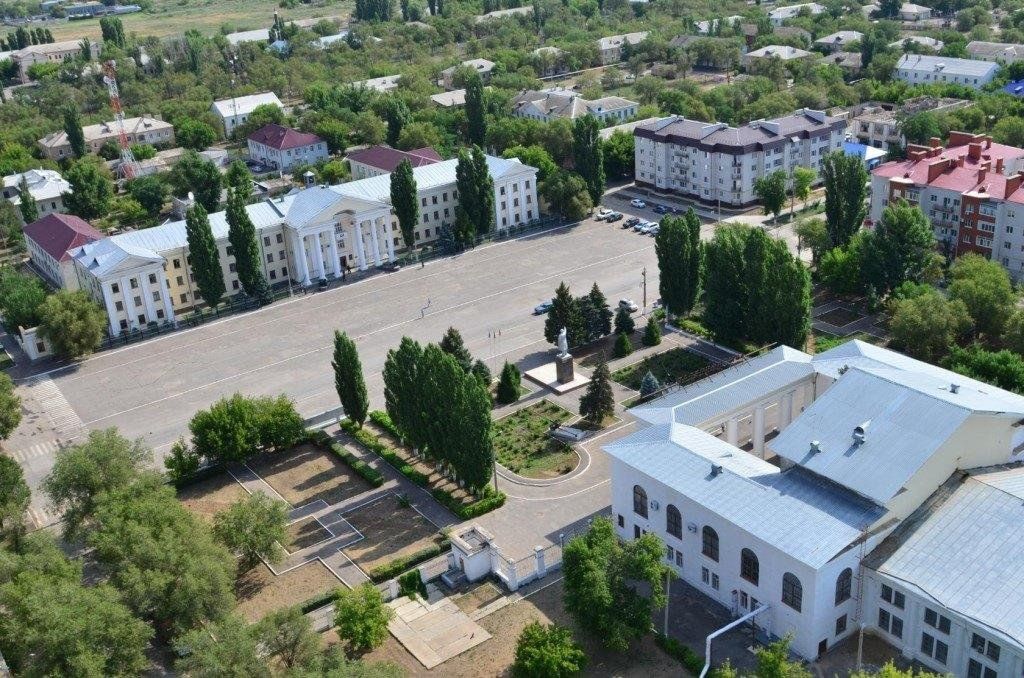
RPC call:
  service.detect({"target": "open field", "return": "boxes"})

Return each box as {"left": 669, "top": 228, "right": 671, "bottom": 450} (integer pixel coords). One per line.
{"left": 249, "top": 443, "right": 373, "bottom": 507}
{"left": 177, "top": 473, "right": 248, "bottom": 523}
{"left": 342, "top": 496, "right": 442, "bottom": 573}
{"left": 236, "top": 560, "right": 339, "bottom": 622}
{"left": 44, "top": 0, "right": 350, "bottom": 41}
{"left": 493, "top": 400, "right": 578, "bottom": 479}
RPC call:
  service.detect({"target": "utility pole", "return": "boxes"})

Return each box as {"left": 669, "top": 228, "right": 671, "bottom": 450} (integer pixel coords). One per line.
{"left": 641, "top": 267, "right": 647, "bottom": 313}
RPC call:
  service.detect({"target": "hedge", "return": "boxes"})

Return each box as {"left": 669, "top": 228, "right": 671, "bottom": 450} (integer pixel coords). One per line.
{"left": 170, "top": 462, "right": 226, "bottom": 491}
{"left": 340, "top": 419, "right": 505, "bottom": 520}
{"left": 654, "top": 632, "right": 705, "bottom": 674}
{"left": 398, "top": 569, "right": 426, "bottom": 599}
{"left": 299, "top": 588, "right": 339, "bottom": 614}
{"left": 368, "top": 539, "right": 450, "bottom": 583}
{"left": 369, "top": 410, "right": 402, "bottom": 440}
{"left": 300, "top": 429, "right": 385, "bottom": 487}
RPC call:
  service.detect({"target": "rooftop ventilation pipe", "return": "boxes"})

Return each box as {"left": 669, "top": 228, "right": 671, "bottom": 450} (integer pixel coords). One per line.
{"left": 950, "top": 383, "right": 960, "bottom": 394}
{"left": 809, "top": 440, "right": 821, "bottom": 454}
{"left": 710, "top": 464, "right": 723, "bottom": 477}
{"left": 853, "top": 420, "right": 870, "bottom": 444}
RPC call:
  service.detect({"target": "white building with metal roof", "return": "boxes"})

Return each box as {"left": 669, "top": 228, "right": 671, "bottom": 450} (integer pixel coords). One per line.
{"left": 210, "top": 92, "right": 285, "bottom": 137}
{"left": 608, "top": 340, "right": 1024, "bottom": 664}
{"left": 894, "top": 54, "right": 999, "bottom": 90}
{"left": 68, "top": 154, "right": 538, "bottom": 336}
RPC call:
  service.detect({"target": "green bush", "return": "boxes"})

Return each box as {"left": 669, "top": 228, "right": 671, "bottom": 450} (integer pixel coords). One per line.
{"left": 369, "top": 410, "right": 402, "bottom": 439}
{"left": 369, "top": 540, "right": 449, "bottom": 582}
{"left": 678, "top": 318, "right": 712, "bottom": 339}
{"left": 654, "top": 632, "right": 704, "bottom": 674}
{"left": 398, "top": 569, "right": 426, "bottom": 599}
{"left": 329, "top": 442, "right": 385, "bottom": 487}
{"left": 299, "top": 589, "right": 339, "bottom": 614}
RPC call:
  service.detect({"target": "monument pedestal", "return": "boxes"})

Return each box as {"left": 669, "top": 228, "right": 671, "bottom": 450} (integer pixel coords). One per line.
{"left": 555, "top": 353, "right": 575, "bottom": 384}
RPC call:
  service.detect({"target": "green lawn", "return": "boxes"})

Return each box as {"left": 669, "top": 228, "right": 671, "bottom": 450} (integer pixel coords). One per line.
{"left": 492, "top": 400, "right": 577, "bottom": 479}
{"left": 611, "top": 347, "right": 709, "bottom": 391}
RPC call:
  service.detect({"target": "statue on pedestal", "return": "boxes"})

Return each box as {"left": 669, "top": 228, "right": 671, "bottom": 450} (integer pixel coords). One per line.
{"left": 557, "top": 327, "right": 568, "bottom": 357}
{"left": 555, "top": 326, "right": 575, "bottom": 384}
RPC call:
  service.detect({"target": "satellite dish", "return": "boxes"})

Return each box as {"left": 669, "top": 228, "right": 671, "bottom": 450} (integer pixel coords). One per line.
{"left": 187, "top": 191, "right": 195, "bottom": 201}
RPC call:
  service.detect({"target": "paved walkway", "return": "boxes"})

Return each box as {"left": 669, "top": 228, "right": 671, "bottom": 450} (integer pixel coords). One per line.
{"left": 387, "top": 595, "right": 492, "bottom": 669}
{"left": 811, "top": 299, "right": 888, "bottom": 339}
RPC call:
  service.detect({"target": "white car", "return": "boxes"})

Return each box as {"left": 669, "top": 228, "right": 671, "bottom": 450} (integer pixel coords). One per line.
{"left": 630, "top": 198, "right": 647, "bottom": 209}
{"left": 595, "top": 208, "right": 612, "bottom": 220}
{"left": 619, "top": 298, "right": 639, "bottom": 313}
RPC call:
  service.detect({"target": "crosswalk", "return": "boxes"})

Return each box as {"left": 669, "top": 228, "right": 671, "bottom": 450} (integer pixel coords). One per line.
{"left": 7, "top": 439, "right": 58, "bottom": 463}
{"left": 26, "top": 505, "right": 56, "bottom": 530}
{"left": 25, "top": 376, "right": 84, "bottom": 438}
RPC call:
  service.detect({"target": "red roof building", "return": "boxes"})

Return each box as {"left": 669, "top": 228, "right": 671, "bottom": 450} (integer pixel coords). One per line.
{"left": 23, "top": 213, "right": 103, "bottom": 290}
{"left": 346, "top": 145, "right": 443, "bottom": 179}
{"left": 246, "top": 123, "right": 329, "bottom": 172}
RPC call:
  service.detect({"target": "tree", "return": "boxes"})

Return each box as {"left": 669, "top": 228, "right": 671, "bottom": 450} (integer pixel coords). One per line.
{"left": 454, "top": 146, "right": 494, "bottom": 245}
{"left": 562, "top": 516, "right": 671, "bottom": 651}
{"left": 754, "top": 637, "right": 813, "bottom": 678}
{"left": 64, "top": 160, "right": 113, "bottom": 219}
{"left": 545, "top": 282, "right": 586, "bottom": 348}
{"left": 171, "top": 150, "right": 223, "bottom": 212}
{"left": 900, "top": 112, "right": 942, "bottom": 146}
{"left": 639, "top": 370, "right": 660, "bottom": 397}
{"left": 821, "top": 151, "right": 868, "bottom": 248}
{"left": 63, "top": 105, "right": 85, "bottom": 158}
{"left": 503, "top": 145, "right": 557, "bottom": 182}
{"left": 794, "top": 217, "right": 829, "bottom": 264}
{"left": 743, "top": 228, "right": 811, "bottom": 348}
{"left": 470, "top": 145, "right": 494, "bottom": 238}
{"left": 572, "top": 115, "right": 605, "bottom": 205}
{"left": 613, "top": 331, "right": 634, "bottom": 358}
{"left": 513, "top": 622, "right": 587, "bottom": 678}
{"left": 1004, "top": 308, "right": 1024, "bottom": 354}
{"left": 0, "top": 202, "right": 23, "bottom": 250}
{"left": 185, "top": 203, "right": 225, "bottom": 308}
{"left": 164, "top": 438, "right": 201, "bottom": 482}
{"left": 440, "top": 326, "right": 473, "bottom": 371}
{"left": 176, "top": 117, "right": 218, "bottom": 150}
{"left": 496, "top": 361, "right": 522, "bottom": 404}
{"left": 943, "top": 345, "right": 1024, "bottom": 394}
{"left": 257, "top": 606, "right": 321, "bottom": 671}
{"left": 819, "top": 233, "right": 868, "bottom": 296}
{"left": 878, "top": 0, "right": 899, "bottom": 16}
{"left": 586, "top": 283, "right": 613, "bottom": 339}
{"left": 655, "top": 210, "right": 702, "bottom": 317}
{"left": 225, "top": 160, "right": 252, "bottom": 197}
{"left": 0, "top": 455, "right": 28, "bottom": 546}
{"left": 226, "top": 188, "right": 269, "bottom": 302}
{"left": 0, "top": 268, "right": 46, "bottom": 331}
{"left": 99, "top": 16, "right": 125, "bottom": 48}
{"left": 36, "top": 289, "right": 106, "bottom": 358}
{"left": 643, "top": 316, "right": 662, "bottom": 346}
{"left": 175, "top": 614, "right": 269, "bottom": 678}
{"left": 540, "top": 170, "right": 593, "bottom": 221}
{"left": 129, "top": 175, "right": 167, "bottom": 216}
{"left": 465, "top": 70, "right": 487, "bottom": 146}
{"left": 862, "top": 200, "right": 939, "bottom": 295}
{"left": 704, "top": 225, "right": 749, "bottom": 343}
{"left": 471, "top": 359, "right": 492, "bottom": 388}
{"left": 948, "top": 253, "right": 1016, "bottom": 338}
{"left": 383, "top": 337, "right": 426, "bottom": 450}
{"left": 791, "top": 166, "right": 816, "bottom": 215}
{"left": 390, "top": 159, "right": 418, "bottom": 249}
{"left": 334, "top": 583, "right": 394, "bottom": 652}
{"left": 382, "top": 97, "right": 411, "bottom": 148}
{"left": 15, "top": 175, "right": 36, "bottom": 223}
{"left": 213, "top": 491, "right": 288, "bottom": 571}
{"left": 332, "top": 331, "right": 369, "bottom": 426}
{"left": 603, "top": 130, "right": 635, "bottom": 179}
{"left": 189, "top": 394, "right": 304, "bottom": 465}
{"left": 614, "top": 306, "right": 635, "bottom": 335}
{"left": 579, "top": 358, "right": 614, "bottom": 424}
{"left": 993, "top": 117, "right": 1024, "bottom": 147}
{"left": 42, "top": 428, "right": 150, "bottom": 540}
{"left": 889, "top": 289, "right": 970, "bottom": 363}
{"left": 754, "top": 170, "right": 787, "bottom": 223}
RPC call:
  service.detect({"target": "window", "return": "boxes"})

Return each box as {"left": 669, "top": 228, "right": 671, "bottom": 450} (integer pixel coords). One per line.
{"left": 633, "top": 485, "right": 648, "bottom": 518}
{"left": 229, "top": 263, "right": 237, "bottom": 273}
{"left": 232, "top": 280, "right": 239, "bottom": 290}
{"left": 267, "top": 253, "right": 274, "bottom": 263}
{"left": 666, "top": 546, "right": 674, "bottom": 562}
{"left": 276, "top": 233, "right": 284, "bottom": 244}
{"left": 114, "top": 301, "right": 123, "bottom": 311}
{"left": 702, "top": 526, "right": 719, "bottom": 561}
{"left": 617, "top": 514, "right": 624, "bottom": 528}
{"left": 921, "top": 633, "right": 948, "bottom": 665}
{"left": 712, "top": 573, "right": 719, "bottom": 590}
{"left": 968, "top": 659, "right": 997, "bottom": 678}
{"left": 924, "top": 608, "right": 951, "bottom": 634}
{"left": 835, "top": 568, "right": 852, "bottom": 605}
{"left": 148, "top": 273, "right": 157, "bottom": 284}
{"left": 740, "top": 548, "right": 759, "bottom": 585}
{"left": 634, "top": 525, "right": 640, "bottom": 539}
{"left": 226, "top": 246, "right": 234, "bottom": 256}
{"left": 675, "top": 551, "right": 683, "bottom": 567}
{"left": 880, "top": 585, "right": 905, "bottom": 609}
{"left": 781, "top": 573, "right": 802, "bottom": 612}
{"left": 173, "top": 259, "right": 181, "bottom": 269}
{"left": 836, "top": 615, "right": 847, "bottom": 636}
{"left": 264, "top": 236, "right": 271, "bottom": 246}
{"left": 701, "top": 567, "right": 709, "bottom": 584}
{"left": 666, "top": 505, "right": 682, "bottom": 539}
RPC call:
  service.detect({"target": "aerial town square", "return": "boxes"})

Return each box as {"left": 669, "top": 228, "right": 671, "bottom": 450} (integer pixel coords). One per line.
{"left": 0, "top": 0, "right": 1023, "bottom": 674}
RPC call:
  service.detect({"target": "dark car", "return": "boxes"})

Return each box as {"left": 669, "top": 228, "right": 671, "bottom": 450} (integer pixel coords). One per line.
{"left": 607, "top": 212, "right": 623, "bottom": 222}
{"left": 382, "top": 262, "right": 402, "bottom": 272}
{"left": 653, "top": 204, "right": 669, "bottom": 214}
{"left": 624, "top": 217, "right": 640, "bottom": 228}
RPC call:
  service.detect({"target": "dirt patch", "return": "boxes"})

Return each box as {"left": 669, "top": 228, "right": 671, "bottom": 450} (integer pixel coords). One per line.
{"left": 452, "top": 581, "right": 504, "bottom": 615}
{"left": 249, "top": 443, "right": 373, "bottom": 507}
{"left": 285, "top": 517, "right": 333, "bottom": 554}
{"left": 177, "top": 473, "right": 248, "bottom": 523}
{"left": 235, "top": 561, "right": 340, "bottom": 623}
{"left": 817, "top": 306, "right": 863, "bottom": 328}
{"left": 348, "top": 577, "right": 681, "bottom": 677}
{"left": 342, "top": 497, "right": 443, "bottom": 573}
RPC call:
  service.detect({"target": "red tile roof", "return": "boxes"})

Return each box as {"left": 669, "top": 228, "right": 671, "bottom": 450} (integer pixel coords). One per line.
{"left": 345, "top": 145, "right": 443, "bottom": 172}
{"left": 247, "top": 123, "right": 323, "bottom": 151}
{"left": 24, "top": 213, "right": 103, "bottom": 263}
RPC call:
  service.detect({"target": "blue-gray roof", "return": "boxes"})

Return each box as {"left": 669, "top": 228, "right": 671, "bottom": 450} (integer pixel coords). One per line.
{"left": 605, "top": 423, "right": 885, "bottom": 568}
{"left": 866, "top": 465, "right": 1024, "bottom": 650}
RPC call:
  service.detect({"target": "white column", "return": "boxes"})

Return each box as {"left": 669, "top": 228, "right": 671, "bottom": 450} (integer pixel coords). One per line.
{"left": 291, "top": 231, "right": 310, "bottom": 284}
{"left": 369, "top": 218, "right": 382, "bottom": 267}
{"left": 354, "top": 222, "right": 367, "bottom": 271}
{"left": 159, "top": 278, "right": 175, "bottom": 324}
{"left": 752, "top": 405, "right": 766, "bottom": 458}
{"left": 779, "top": 391, "right": 795, "bottom": 429}
{"left": 328, "top": 228, "right": 341, "bottom": 277}
{"left": 725, "top": 417, "right": 739, "bottom": 446}
{"left": 102, "top": 280, "right": 120, "bottom": 336}
{"left": 141, "top": 275, "right": 157, "bottom": 325}
{"left": 120, "top": 275, "right": 136, "bottom": 328}
{"left": 383, "top": 216, "right": 395, "bottom": 261}
{"left": 311, "top": 231, "right": 325, "bottom": 280}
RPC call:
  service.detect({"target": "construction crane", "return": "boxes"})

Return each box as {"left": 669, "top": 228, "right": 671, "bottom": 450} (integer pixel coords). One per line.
{"left": 101, "top": 60, "right": 139, "bottom": 181}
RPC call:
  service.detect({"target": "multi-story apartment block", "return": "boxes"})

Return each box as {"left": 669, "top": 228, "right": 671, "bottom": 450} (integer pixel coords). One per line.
{"left": 869, "top": 133, "right": 1024, "bottom": 278}
{"left": 846, "top": 97, "right": 972, "bottom": 151}
{"left": 633, "top": 109, "right": 845, "bottom": 208}
{"left": 609, "top": 339, "right": 1024, "bottom": 669}
{"left": 894, "top": 54, "right": 999, "bottom": 90}
{"left": 596, "top": 32, "right": 648, "bottom": 65}
{"left": 37, "top": 116, "right": 174, "bottom": 161}
{"left": 68, "top": 154, "right": 539, "bottom": 336}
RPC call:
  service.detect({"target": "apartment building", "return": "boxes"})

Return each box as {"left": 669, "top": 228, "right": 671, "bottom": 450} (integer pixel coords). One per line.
{"left": 967, "top": 41, "right": 1024, "bottom": 65}
{"left": 893, "top": 54, "right": 999, "bottom": 90}
{"left": 37, "top": 116, "right": 174, "bottom": 161}
{"left": 210, "top": 92, "right": 284, "bottom": 137}
{"left": 847, "top": 97, "right": 972, "bottom": 151}
{"left": 440, "top": 59, "right": 496, "bottom": 89}
{"left": 511, "top": 89, "right": 639, "bottom": 124}
{"left": 68, "top": 154, "right": 538, "bottom": 336}
{"left": 1, "top": 169, "right": 71, "bottom": 221}
{"left": 633, "top": 109, "right": 845, "bottom": 208}
{"left": 869, "top": 133, "right": 1024, "bottom": 279}
{"left": 768, "top": 2, "right": 825, "bottom": 26}
{"left": 246, "top": 124, "right": 328, "bottom": 172}
{"left": 596, "top": 31, "right": 648, "bottom": 65}
{"left": 814, "top": 30, "right": 863, "bottom": 53}
{"left": 743, "top": 45, "right": 814, "bottom": 66}
{"left": 609, "top": 339, "right": 1024, "bottom": 668}
{"left": 7, "top": 39, "right": 100, "bottom": 82}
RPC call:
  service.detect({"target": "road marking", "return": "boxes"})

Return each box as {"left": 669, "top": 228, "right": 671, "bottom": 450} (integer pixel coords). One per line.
{"left": 504, "top": 478, "right": 610, "bottom": 501}
{"left": 80, "top": 241, "right": 656, "bottom": 426}
{"left": 10, "top": 440, "right": 58, "bottom": 463}
{"left": 24, "top": 377, "right": 84, "bottom": 438}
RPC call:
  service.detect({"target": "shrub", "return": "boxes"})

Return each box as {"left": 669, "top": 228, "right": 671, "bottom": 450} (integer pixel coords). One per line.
{"left": 189, "top": 394, "right": 304, "bottom": 464}
{"left": 328, "top": 442, "right": 384, "bottom": 487}
{"left": 397, "top": 569, "right": 427, "bottom": 599}
{"left": 368, "top": 540, "right": 449, "bottom": 582}
{"left": 613, "top": 332, "right": 634, "bottom": 358}
{"left": 654, "top": 632, "right": 705, "bottom": 674}
{"left": 678, "top": 318, "right": 712, "bottom": 339}
{"left": 368, "top": 410, "right": 402, "bottom": 439}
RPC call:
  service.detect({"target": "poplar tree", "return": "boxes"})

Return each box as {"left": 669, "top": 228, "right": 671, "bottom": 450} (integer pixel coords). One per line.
{"left": 703, "top": 225, "right": 749, "bottom": 344}
{"left": 465, "top": 71, "right": 487, "bottom": 147}
{"left": 332, "top": 331, "right": 369, "bottom": 426}
{"left": 383, "top": 97, "right": 411, "bottom": 148}
{"left": 455, "top": 149, "right": 478, "bottom": 248}
{"left": 63, "top": 105, "right": 86, "bottom": 159}
{"left": 390, "top": 159, "right": 418, "bottom": 248}
{"left": 16, "top": 175, "right": 36, "bottom": 224}
{"left": 226, "top": 188, "right": 269, "bottom": 303}
{"left": 439, "top": 326, "right": 473, "bottom": 371}
{"left": 822, "top": 151, "right": 868, "bottom": 248}
{"left": 383, "top": 337, "right": 425, "bottom": 450}
{"left": 455, "top": 370, "right": 494, "bottom": 492}
{"left": 655, "top": 209, "right": 702, "bottom": 317}
{"left": 572, "top": 115, "right": 605, "bottom": 205}
{"left": 185, "top": 203, "right": 225, "bottom": 309}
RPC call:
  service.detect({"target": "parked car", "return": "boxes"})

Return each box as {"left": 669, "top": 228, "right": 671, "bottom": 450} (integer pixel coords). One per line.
{"left": 648, "top": 224, "right": 660, "bottom": 235}
{"left": 630, "top": 198, "right": 647, "bottom": 209}
{"left": 382, "top": 261, "right": 402, "bottom": 272}
{"left": 639, "top": 223, "right": 653, "bottom": 234}
{"left": 619, "top": 298, "right": 639, "bottom": 313}
{"left": 595, "top": 208, "right": 612, "bottom": 220}
{"left": 633, "top": 221, "right": 649, "bottom": 232}
{"left": 624, "top": 217, "right": 640, "bottom": 228}
{"left": 653, "top": 204, "right": 669, "bottom": 214}
{"left": 533, "top": 300, "right": 554, "bottom": 315}
{"left": 607, "top": 212, "right": 623, "bottom": 222}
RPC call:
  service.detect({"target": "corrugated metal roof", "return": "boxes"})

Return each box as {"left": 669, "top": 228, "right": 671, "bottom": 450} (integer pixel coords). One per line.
{"left": 867, "top": 466, "right": 1024, "bottom": 650}
{"left": 606, "top": 424, "right": 884, "bottom": 568}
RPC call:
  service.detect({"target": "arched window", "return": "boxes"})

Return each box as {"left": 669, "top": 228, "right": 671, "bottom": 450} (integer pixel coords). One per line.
{"left": 702, "top": 526, "right": 719, "bottom": 561}
{"left": 740, "top": 548, "right": 759, "bottom": 586}
{"left": 666, "top": 504, "right": 682, "bottom": 539}
{"left": 782, "top": 572, "right": 803, "bottom": 612}
{"left": 633, "top": 485, "right": 648, "bottom": 518}
{"left": 835, "top": 568, "right": 852, "bottom": 605}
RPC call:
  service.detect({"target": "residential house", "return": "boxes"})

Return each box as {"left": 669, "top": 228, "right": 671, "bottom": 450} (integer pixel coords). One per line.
{"left": 814, "top": 31, "right": 863, "bottom": 53}
{"left": 37, "top": 116, "right": 174, "bottom": 161}
{"left": 440, "top": 59, "right": 496, "bottom": 89}
{"left": 210, "top": 92, "right": 284, "bottom": 137}
{"left": 967, "top": 41, "right": 1024, "bottom": 64}
{"left": 597, "top": 32, "right": 649, "bottom": 65}
{"left": 893, "top": 54, "right": 998, "bottom": 90}
{"left": 743, "top": 45, "right": 814, "bottom": 66}
{"left": 511, "top": 89, "right": 639, "bottom": 124}
{"left": 1, "top": 169, "right": 71, "bottom": 221}
{"left": 768, "top": 2, "right": 825, "bottom": 26}
{"left": 247, "top": 124, "right": 328, "bottom": 172}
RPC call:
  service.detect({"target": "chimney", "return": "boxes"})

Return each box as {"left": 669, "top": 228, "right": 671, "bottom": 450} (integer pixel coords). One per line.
{"left": 957, "top": 155, "right": 965, "bottom": 167}
{"left": 948, "top": 131, "right": 973, "bottom": 147}
{"left": 929, "top": 136, "right": 941, "bottom": 148}
{"left": 1006, "top": 173, "right": 1023, "bottom": 197}
{"left": 927, "top": 159, "right": 950, "bottom": 183}
{"left": 968, "top": 142, "right": 983, "bottom": 160}
{"left": 996, "top": 157, "right": 1004, "bottom": 174}
{"left": 978, "top": 167, "right": 987, "bottom": 182}
{"left": 710, "top": 464, "right": 723, "bottom": 477}
{"left": 303, "top": 170, "right": 315, "bottom": 188}
{"left": 809, "top": 440, "right": 821, "bottom": 455}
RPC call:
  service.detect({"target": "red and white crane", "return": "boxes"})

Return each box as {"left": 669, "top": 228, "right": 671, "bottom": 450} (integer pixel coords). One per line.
{"left": 101, "top": 60, "right": 139, "bottom": 180}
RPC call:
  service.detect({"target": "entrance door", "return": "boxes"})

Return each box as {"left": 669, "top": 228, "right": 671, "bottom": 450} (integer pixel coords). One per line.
{"left": 817, "top": 639, "right": 828, "bottom": 658}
